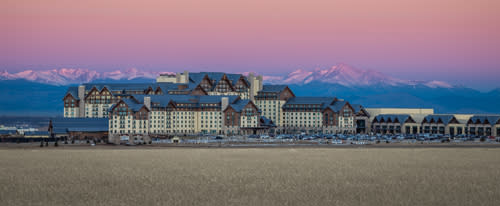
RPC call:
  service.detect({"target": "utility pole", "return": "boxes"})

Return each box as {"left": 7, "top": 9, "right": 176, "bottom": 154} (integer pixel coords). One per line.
{"left": 49, "top": 120, "right": 57, "bottom": 147}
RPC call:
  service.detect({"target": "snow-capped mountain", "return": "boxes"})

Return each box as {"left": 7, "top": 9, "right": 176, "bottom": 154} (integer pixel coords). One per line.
{"left": 0, "top": 68, "right": 172, "bottom": 85}
{"left": 0, "top": 63, "right": 453, "bottom": 88}
{"left": 262, "top": 63, "right": 453, "bottom": 88}
{"left": 3, "top": 64, "right": 499, "bottom": 115}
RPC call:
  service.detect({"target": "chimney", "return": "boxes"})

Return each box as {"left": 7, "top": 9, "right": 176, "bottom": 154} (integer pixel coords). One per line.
{"left": 176, "top": 72, "right": 181, "bottom": 83}
{"left": 144, "top": 96, "right": 151, "bottom": 110}
{"left": 78, "top": 85, "right": 85, "bottom": 117}
{"left": 248, "top": 73, "right": 254, "bottom": 80}
{"left": 257, "top": 75, "right": 263, "bottom": 91}
{"left": 248, "top": 73, "right": 255, "bottom": 101}
{"left": 221, "top": 97, "right": 229, "bottom": 112}
{"left": 184, "top": 70, "right": 189, "bottom": 83}
{"left": 221, "top": 97, "right": 229, "bottom": 132}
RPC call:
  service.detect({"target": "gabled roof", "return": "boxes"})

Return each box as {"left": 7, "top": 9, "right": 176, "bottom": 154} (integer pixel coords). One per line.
{"left": 65, "top": 86, "right": 79, "bottom": 100}
{"left": 121, "top": 99, "right": 147, "bottom": 112}
{"left": 190, "top": 85, "right": 208, "bottom": 95}
{"left": 51, "top": 118, "right": 108, "bottom": 134}
{"left": 469, "top": 115, "right": 500, "bottom": 126}
{"left": 226, "top": 73, "right": 248, "bottom": 86}
{"left": 328, "top": 100, "right": 348, "bottom": 112}
{"left": 423, "top": 115, "right": 458, "bottom": 125}
{"left": 260, "top": 116, "right": 276, "bottom": 128}
{"left": 227, "top": 99, "right": 251, "bottom": 112}
{"left": 374, "top": 114, "right": 413, "bottom": 125}
{"left": 188, "top": 72, "right": 249, "bottom": 90}
{"left": 351, "top": 104, "right": 363, "bottom": 113}
{"left": 351, "top": 104, "right": 370, "bottom": 117}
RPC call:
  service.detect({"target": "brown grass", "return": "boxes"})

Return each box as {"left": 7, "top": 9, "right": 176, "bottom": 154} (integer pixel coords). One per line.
{"left": 0, "top": 148, "right": 499, "bottom": 206}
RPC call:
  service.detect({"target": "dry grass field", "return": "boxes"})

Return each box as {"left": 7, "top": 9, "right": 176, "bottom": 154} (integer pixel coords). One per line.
{"left": 1, "top": 147, "right": 499, "bottom": 206}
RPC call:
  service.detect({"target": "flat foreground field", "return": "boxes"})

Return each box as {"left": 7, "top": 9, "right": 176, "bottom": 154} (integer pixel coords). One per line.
{"left": 1, "top": 148, "right": 499, "bottom": 206}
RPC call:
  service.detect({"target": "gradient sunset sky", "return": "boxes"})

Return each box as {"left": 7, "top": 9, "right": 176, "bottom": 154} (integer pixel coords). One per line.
{"left": 2, "top": 0, "right": 499, "bottom": 90}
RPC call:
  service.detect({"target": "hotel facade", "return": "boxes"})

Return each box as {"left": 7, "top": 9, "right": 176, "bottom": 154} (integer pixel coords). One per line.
{"left": 62, "top": 71, "right": 500, "bottom": 143}
{"left": 63, "top": 71, "right": 367, "bottom": 143}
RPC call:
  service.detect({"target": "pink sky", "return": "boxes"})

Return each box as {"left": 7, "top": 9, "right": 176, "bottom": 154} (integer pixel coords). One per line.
{"left": 1, "top": 0, "right": 499, "bottom": 88}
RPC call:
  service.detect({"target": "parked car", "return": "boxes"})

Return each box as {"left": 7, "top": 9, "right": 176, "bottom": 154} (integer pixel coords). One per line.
{"left": 303, "top": 136, "right": 313, "bottom": 140}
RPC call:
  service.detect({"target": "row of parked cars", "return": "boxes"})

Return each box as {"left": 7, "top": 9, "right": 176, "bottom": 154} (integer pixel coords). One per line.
{"left": 241, "top": 133, "right": 500, "bottom": 143}
{"left": 157, "top": 133, "right": 499, "bottom": 144}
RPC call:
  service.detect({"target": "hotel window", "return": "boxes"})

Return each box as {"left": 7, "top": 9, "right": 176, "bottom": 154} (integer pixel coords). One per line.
{"left": 343, "top": 109, "right": 351, "bottom": 117}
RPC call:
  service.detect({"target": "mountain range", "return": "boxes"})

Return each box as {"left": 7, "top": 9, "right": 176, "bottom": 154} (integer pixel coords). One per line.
{"left": 0, "top": 68, "right": 170, "bottom": 85}
{"left": 1, "top": 64, "right": 453, "bottom": 89}
{"left": 0, "top": 64, "right": 499, "bottom": 115}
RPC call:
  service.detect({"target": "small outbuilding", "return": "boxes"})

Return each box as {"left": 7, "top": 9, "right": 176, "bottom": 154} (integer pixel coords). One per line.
{"left": 49, "top": 118, "right": 109, "bottom": 142}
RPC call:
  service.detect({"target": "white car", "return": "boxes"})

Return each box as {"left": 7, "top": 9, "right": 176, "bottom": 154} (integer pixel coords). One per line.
{"left": 332, "top": 140, "right": 343, "bottom": 144}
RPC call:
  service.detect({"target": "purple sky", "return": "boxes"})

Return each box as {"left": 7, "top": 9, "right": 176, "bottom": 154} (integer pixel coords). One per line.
{"left": 1, "top": 0, "right": 499, "bottom": 90}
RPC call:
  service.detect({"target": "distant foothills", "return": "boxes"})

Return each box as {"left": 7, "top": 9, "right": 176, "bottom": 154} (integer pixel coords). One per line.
{"left": 1, "top": 63, "right": 499, "bottom": 115}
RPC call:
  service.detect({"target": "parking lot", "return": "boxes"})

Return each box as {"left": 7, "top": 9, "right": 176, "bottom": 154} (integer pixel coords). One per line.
{"left": 147, "top": 133, "right": 500, "bottom": 146}
{"left": 3, "top": 133, "right": 499, "bottom": 148}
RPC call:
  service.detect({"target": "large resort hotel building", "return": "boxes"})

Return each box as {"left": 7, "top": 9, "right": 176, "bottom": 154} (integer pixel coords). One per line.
{"left": 62, "top": 71, "right": 368, "bottom": 143}
{"left": 60, "top": 71, "right": 500, "bottom": 143}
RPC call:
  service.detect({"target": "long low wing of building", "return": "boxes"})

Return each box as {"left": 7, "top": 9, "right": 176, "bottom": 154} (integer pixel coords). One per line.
{"left": 369, "top": 112, "right": 500, "bottom": 137}
{"left": 467, "top": 115, "right": 500, "bottom": 136}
